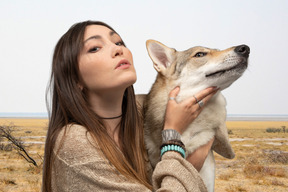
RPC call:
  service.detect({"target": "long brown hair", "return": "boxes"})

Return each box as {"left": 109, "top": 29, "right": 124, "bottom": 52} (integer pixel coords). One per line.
{"left": 42, "top": 20, "right": 152, "bottom": 191}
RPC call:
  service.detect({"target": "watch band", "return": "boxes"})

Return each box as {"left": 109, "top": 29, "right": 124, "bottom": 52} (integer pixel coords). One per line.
{"left": 162, "top": 129, "right": 181, "bottom": 143}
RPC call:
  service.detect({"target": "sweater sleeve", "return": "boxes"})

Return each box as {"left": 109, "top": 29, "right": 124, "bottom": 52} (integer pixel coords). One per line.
{"left": 153, "top": 152, "right": 208, "bottom": 192}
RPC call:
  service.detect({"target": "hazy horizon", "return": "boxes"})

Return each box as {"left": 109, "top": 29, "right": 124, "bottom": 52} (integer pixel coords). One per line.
{"left": 0, "top": 112, "right": 287, "bottom": 121}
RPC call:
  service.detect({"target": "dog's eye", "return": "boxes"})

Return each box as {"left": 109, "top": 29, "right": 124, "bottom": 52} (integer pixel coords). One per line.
{"left": 194, "top": 52, "right": 207, "bottom": 57}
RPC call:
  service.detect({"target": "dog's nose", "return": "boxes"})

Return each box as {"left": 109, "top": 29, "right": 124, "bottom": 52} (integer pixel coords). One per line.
{"left": 234, "top": 45, "right": 250, "bottom": 57}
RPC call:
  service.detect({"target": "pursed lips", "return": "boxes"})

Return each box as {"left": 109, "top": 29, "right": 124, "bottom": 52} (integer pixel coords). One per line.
{"left": 115, "top": 59, "right": 131, "bottom": 69}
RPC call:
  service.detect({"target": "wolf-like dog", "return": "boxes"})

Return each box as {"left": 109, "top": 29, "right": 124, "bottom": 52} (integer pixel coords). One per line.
{"left": 139, "top": 40, "right": 250, "bottom": 192}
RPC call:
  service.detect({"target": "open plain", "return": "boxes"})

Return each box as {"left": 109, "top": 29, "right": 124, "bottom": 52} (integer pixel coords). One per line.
{"left": 0, "top": 118, "right": 287, "bottom": 192}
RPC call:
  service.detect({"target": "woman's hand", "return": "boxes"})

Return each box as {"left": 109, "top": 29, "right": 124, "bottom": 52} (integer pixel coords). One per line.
{"left": 186, "top": 137, "right": 215, "bottom": 172}
{"left": 163, "top": 86, "right": 218, "bottom": 134}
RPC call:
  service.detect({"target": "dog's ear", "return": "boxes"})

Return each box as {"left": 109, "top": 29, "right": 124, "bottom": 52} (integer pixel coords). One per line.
{"left": 146, "top": 40, "right": 175, "bottom": 74}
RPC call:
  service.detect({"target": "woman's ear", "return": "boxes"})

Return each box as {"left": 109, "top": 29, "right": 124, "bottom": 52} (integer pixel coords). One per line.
{"left": 77, "top": 83, "right": 83, "bottom": 91}
{"left": 146, "top": 40, "right": 175, "bottom": 75}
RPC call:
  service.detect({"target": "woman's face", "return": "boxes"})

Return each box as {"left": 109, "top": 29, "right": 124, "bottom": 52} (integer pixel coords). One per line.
{"left": 78, "top": 25, "right": 136, "bottom": 95}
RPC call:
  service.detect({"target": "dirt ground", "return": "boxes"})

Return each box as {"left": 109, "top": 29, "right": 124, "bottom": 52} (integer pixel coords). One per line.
{"left": 0, "top": 119, "right": 287, "bottom": 192}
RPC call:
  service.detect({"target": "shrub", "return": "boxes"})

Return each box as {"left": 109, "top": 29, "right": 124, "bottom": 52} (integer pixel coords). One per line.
{"left": 218, "top": 171, "right": 235, "bottom": 180}
{"left": 0, "top": 143, "right": 13, "bottom": 151}
{"left": 270, "top": 178, "right": 285, "bottom": 186}
{"left": 0, "top": 125, "right": 38, "bottom": 166}
{"left": 266, "top": 127, "right": 281, "bottom": 133}
{"left": 281, "top": 126, "right": 286, "bottom": 133}
{"left": 0, "top": 179, "right": 16, "bottom": 185}
{"left": 267, "top": 152, "right": 288, "bottom": 165}
{"left": 244, "top": 163, "right": 286, "bottom": 179}
{"left": 227, "top": 129, "right": 233, "bottom": 135}
{"left": 226, "top": 184, "right": 247, "bottom": 192}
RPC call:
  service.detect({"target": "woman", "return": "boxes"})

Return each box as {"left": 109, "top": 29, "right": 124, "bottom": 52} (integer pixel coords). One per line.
{"left": 42, "top": 20, "right": 217, "bottom": 192}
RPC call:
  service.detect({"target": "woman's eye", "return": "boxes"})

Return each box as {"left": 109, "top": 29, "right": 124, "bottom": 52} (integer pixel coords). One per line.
{"left": 115, "top": 41, "right": 124, "bottom": 46}
{"left": 88, "top": 47, "right": 100, "bottom": 53}
{"left": 194, "top": 52, "right": 207, "bottom": 57}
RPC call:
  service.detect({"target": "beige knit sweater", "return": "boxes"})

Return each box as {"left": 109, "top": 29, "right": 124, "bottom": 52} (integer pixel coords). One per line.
{"left": 51, "top": 124, "right": 207, "bottom": 192}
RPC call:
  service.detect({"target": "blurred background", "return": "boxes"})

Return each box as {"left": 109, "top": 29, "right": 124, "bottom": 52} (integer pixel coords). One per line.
{"left": 0, "top": 0, "right": 287, "bottom": 118}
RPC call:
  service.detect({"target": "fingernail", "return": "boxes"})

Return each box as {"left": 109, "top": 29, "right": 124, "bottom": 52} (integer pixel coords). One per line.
{"left": 211, "top": 86, "right": 218, "bottom": 90}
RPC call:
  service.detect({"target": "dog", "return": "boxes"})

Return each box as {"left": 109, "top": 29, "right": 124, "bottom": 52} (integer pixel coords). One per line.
{"left": 137, "top": 40, "right": 250, "bottom": 192}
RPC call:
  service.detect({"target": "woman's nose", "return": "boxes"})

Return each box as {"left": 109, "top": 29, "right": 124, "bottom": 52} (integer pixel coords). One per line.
{"left": 111, "top": 44, "right": 123, "bottom": 58}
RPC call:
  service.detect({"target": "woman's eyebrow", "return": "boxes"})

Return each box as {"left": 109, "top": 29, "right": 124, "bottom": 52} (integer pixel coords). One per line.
{"left": 110, "top": 31, "right": 118, "bottom": 37}
{"left": 84, "top": 31, "right": 118, "bottom": 44}
{"left": 84, "top": 35, "right": 101, "bottom": 44}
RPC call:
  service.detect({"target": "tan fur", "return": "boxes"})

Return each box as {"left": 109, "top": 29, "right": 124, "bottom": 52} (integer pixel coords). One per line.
{"left": 139, "top": 40, "right": 249, "bottom": 192}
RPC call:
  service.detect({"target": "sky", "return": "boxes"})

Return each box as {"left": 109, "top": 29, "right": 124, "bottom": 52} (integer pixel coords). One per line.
{"left": 0, "top": 0, "right": 287, "bottom": 116}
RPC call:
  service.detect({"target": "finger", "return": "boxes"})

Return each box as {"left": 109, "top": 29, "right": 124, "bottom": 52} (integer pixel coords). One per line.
{"left": 202, "top": 90, "right": 217, "bottom": 103}
{"left": 168, "top": 86, "right": 180, "bottom": 101}
{"left": 180, "top": 87, "right": 217, "bottom": 106}
{"left": 208, "top": 137, "right": 215, "bottom": 146}
{"left": 195, "top": 89, "right": 218, "bottom": 109}
{"left": 194, "top": 87, "right": 218, "bottom": 102}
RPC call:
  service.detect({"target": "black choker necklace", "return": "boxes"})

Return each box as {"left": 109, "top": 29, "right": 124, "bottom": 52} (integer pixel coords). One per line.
{"left": 100, "top": 114, "right": 122, "bottom": 120}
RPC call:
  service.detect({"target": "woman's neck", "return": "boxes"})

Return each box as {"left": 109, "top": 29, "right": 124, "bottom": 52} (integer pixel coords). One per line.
{"left": 88, "top": 90, "right": 123, "bottom": 118}
{"left": 87, "top": 89, "right": 124, "bottom": 146}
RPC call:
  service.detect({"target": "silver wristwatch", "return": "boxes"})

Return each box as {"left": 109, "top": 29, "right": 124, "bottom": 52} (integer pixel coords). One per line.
{"left": 162, "top": 129, "right": 181, "bottom": 142}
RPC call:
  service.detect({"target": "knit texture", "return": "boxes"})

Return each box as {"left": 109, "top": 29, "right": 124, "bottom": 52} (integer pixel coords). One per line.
{"left": 51, "top": 124, "right": 207, "bottom": 192}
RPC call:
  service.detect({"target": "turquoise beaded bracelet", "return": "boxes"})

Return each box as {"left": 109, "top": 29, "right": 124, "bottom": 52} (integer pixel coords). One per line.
{"left": 160, "top": 144, "right": 186, "bottom": 158}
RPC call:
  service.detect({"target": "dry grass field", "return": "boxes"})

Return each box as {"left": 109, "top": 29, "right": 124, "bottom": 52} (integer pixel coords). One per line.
{"left": 215, "top": 121, "right": 288, "bottom": 192}
{"left": 0, "top": 118, "right": 47, "bottom": 192}
{"left": 0, "top": 118, "right": 287, "bottom": 192}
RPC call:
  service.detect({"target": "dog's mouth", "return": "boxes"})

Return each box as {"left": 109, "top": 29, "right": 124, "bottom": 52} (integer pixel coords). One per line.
{"left": 205, "top": 60, "right": 247, "bottom": 78}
